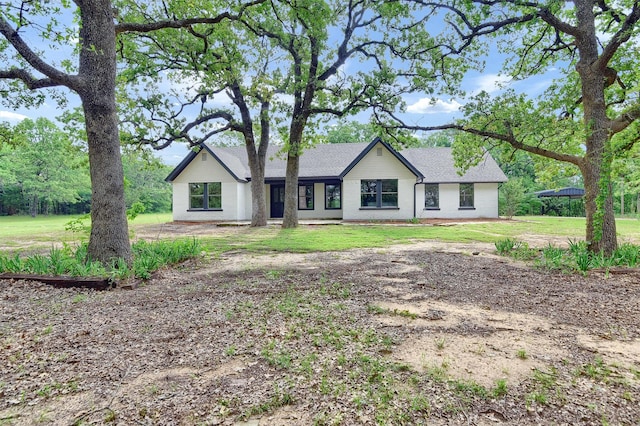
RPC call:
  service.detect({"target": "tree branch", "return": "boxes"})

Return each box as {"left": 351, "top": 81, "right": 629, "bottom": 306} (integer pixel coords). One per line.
{"left": 115, "top": 0, "right": 266, "bottom": 34}
{"left": 0, "top": 69, "right": 59, "bottom": 89}
{"left": 609, "top": 105, "right": 640, "bottom": 135}
{"left": 595, "top": 2, "right": 640, "bottom": 70}
{"left": 0, "top": 16, "right": 78, "bottom": 90}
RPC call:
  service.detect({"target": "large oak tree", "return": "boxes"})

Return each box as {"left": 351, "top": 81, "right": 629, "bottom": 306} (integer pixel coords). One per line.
{"left": 0, "top": 0, "right": 261, "bottom": 262}
{"left": 386, "top": 0, "right": 640, "bottom": 254}
{"left": 238, "top": 0, "right": 456, "bottom": 228}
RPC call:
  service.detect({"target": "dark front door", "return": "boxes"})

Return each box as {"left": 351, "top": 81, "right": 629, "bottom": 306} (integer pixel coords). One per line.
{"left": 270, "top": 184, "right": 285, "bottom": 218}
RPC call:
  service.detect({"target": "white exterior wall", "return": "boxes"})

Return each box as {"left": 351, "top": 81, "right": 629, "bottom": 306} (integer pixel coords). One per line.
{"left": 342, "top": 142, "right": 417, "bottom": 220}
{"left": 415, "top": 182, "right": 500, "bottom": 219}
{"left": 171, "top": 150, "right": 248, "bottom": 221}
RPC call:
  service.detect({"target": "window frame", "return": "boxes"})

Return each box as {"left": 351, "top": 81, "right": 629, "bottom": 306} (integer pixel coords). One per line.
{"left": 424, "top": 183, "right": 440, "bottom": 210}
{"left": 360, "top": 179, "right": 399, "bottom": 209}
{"left": 459, "top": 183, "right": 475, "bottom": 209}
{"left": 188, "top": 182, "right": 222, "bottom": 210}
{"left": 325, "top": 183, "right": 342, "bottom": 210}
{"left": 298, "top": 183, "right": 314, "bottom": 210}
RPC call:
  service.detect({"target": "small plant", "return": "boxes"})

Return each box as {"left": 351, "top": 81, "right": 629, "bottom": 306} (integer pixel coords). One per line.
{"left": 449, "top": 378, "right": 488, "bottom": 398}
{"left": 104, "top": 409, "right": 117, "bottom": 423}
{"left": 435, "top": 337, "right": 446, "bottom": 350}
{"left": 516, "top": 349, "right": 528, "bottom": 360}
{"left": 72, "top": 294, "right": 88, "bottom": 304}
{"left": 492, "top": 379, "right": 508, "bottom": 397}
{"left": 410, "top": 394, "right": 431, "bottom": 413}
{"left": 265, "top": 269, "right": 283, "bottom": 279}
{"left": 574, "top": 248, "right": 592, "bottom": 272}
{"left": 365, "top": 304, "right": 417, "bottom": 319}
{"left": 526, "top": 390, "right": 548, "bottom": 406}
{"left": 540, "top": 244, "right": 566, "bottom": 269}
{"left": 495, "top": 238, "right": 518, "bottom": 254}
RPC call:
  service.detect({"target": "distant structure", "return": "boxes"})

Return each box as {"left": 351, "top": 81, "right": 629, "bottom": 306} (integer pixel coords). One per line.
{"left": 534, "top": 187, "right": 585, "bottom": 217}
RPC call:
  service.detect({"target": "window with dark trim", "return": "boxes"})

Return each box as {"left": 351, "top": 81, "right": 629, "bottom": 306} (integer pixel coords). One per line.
{"left": 189, "top": 182, "right": 222, "bottom": 210}
{"left": 360, "top": 179, "right": 398, "bottom": 208}
{"left": 325, "top": 184, "right": 341, "bottom": 209}
{"left": 424, "top": 183, "right": 439, "bottom": 209}
{"left": 459, "top": 183, "right": 474, "bottom": 208}
{"left": 298, "top": 183, "right": 314, "bottom": 210}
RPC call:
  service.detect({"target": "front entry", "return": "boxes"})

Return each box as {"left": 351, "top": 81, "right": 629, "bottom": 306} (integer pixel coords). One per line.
{"left": 270, "top": 184, "right": 285, "bottom": 218}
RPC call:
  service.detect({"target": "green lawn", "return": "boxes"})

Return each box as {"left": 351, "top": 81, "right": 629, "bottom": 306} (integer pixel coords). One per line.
{"left": 0, "top": 214, "right": 638, "bottom": 253}
{"left": 209, "top": 216, "right": 638, "bottom": 253}
{"left": 0, "top": 213, "right": 172, "bottom": 249}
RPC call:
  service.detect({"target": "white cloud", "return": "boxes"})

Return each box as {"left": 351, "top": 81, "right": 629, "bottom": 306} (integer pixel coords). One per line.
{"left": 407, "top": 98, "right": 462, "bottom": 114}
{"left": 0, "top": 111, "right": 28, "bottom": 122}
{"left": 470, "top": 74, "right": 511, "bottom": 95}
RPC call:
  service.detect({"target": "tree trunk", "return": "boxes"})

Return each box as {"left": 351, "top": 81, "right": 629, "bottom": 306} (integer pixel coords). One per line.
{"left": 79, "top": 0, "right": 132, "bottom": 264}
{"left": 575, "top": 0, "right": 617, "bottom": 255}
{"left": 583, "top": 164, "right": 617, "bottom": 254}
{"left": 246, "top": 142, "right": 267, "bottom": 227}
{"left": 620, "top": 181, "right": 624, "bottom": 215}
{"left": 282, "top": 151, "right": 300, "bottom": 228}
{"left": 30, "top": 194, "right": 37, "bottom": 217}
{"left": 282, "top": 120, "right": 305, "bottom": 229}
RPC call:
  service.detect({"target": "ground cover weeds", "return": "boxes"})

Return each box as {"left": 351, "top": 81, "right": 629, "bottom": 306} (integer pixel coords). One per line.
{"left": 0, "top": 238, "right": 202, "bottom": 280}
{"left": 495, "top": 238, "right": 640, "bottom": 273}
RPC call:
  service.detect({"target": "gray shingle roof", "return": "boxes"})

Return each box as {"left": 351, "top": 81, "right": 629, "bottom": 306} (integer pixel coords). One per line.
{"left": 167, "top": 140, "right": 507, "bottom": 183}
{"left": 402, "top": 147, "right": 507, "bottom": 183}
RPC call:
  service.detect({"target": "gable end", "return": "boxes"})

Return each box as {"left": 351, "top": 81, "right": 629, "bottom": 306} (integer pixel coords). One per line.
{"left": 339, "top": 137, "right": 424, "bottom": 180}
{"left": 165, "top": 143, "right": 247, "bottom": 183}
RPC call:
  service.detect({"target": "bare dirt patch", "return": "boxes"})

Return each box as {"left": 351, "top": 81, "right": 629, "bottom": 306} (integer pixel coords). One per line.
{"left": 1, "top": 231, "right": 639, "bottom": 425}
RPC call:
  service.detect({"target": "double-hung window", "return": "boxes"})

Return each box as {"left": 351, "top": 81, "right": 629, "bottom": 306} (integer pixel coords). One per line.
{"left": 189, "top": 182, "right": 222, "bottom": 210}
{"left": 459, "top": 183, "right": 474, "bottom": 209}
{"left": 424, "top": 183, "right": 439, "bottom": 209}
{"left": 360, "top": 179, "right": 398, "bottom": 208}
{"left": 298, "top": 183, "right": 314, "bottom": 210}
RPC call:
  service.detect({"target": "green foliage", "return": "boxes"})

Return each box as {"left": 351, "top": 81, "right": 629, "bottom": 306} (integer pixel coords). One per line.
{"left": 324, "top": 121, "right": 378, "bottom": 144}
{"left": 121, "top": 150, "right": 172, "bottom": 213}
{"left": 498, "top": 236, "right": 640, "bottom": 273}
{"left": 0, "top": 238, "right": 202, "bottom": 280}
{"left": 65, "top": 214, "right": 91, "bottom": 235}
{"left": 126, "top": 202, "right": 146, "bottom": 221}
{"left": 0, "top": 118, "right": 172, "bottom": 217}
{"left": 499, "top": 179, "right": 526, "bottom": 218}
{"left": 495, "top": 238, "right": 519, "bottom": 254}
{"left": 0, "top": 118, "right": 91, "bottom": 216}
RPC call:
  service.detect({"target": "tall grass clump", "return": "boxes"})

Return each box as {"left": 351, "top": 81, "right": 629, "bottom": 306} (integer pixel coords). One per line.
{"left": 0, "top": 238, "right": 202, "bottom": 281}
{"left": 494, "top": 238, "right": 537, "bottom": 260}
{"left": 495, "top": 238, "right": 519, "bottom": 255}
{"left": 497, "top": 237, "right": 640, "bottom": 275}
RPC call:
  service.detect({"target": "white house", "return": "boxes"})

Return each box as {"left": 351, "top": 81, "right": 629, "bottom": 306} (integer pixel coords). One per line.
{"left": 165, "top": 138, "right": 508, "bottom": 221}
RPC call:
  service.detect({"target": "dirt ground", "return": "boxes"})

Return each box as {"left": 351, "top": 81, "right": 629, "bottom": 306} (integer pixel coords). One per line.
{"left": 1, "top": 223, "right": 639, "bottom": 425}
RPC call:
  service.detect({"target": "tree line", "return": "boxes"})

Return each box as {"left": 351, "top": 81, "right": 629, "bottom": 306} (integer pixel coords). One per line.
{"left": 0, "top": 118, "right": 172, "bottom": 217}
